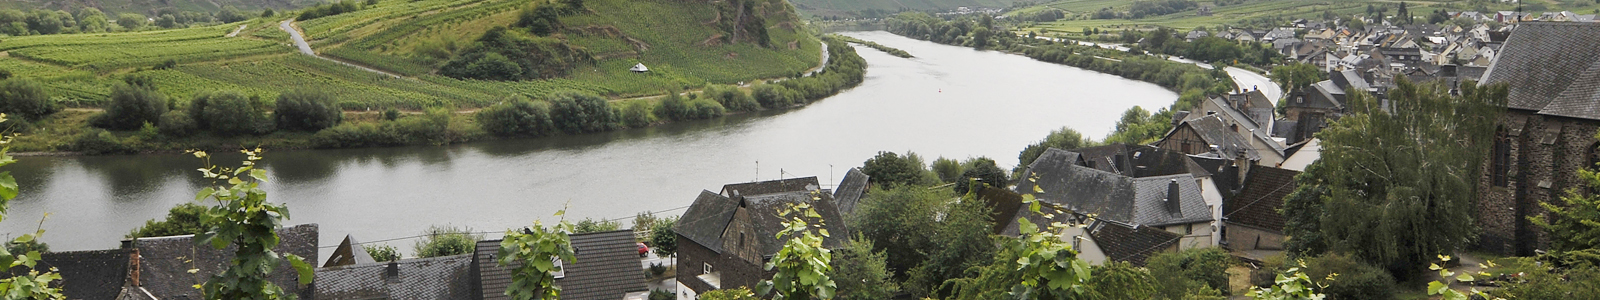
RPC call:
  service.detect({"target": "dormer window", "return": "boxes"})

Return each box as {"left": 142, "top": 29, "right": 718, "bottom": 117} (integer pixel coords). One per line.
{"left": 704, "top": 263, "right": 714, "bottom": 275}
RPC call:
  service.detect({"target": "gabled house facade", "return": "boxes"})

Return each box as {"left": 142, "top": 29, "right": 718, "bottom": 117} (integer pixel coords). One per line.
{"left": 1475, "top": 22, "right": 1600, "bottom": 256}
{"left": 1015, "top": 148, "right": 1219, "bottom": 251}
{"left": 474, "top": 229, "right": 649, "bottom": 300}
{"left": 672, "top": 177, "right": 850, "bottom": 298}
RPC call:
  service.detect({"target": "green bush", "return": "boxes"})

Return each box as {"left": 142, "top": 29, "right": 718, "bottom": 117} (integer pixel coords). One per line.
{"left": 705, "top": 85, "right": 759, "bottom": 112}
{"left": 1302, "top": 253, "right": 1396, "bottom": 300}
{"left": 413, "top": 225, "right": 480, "bottom": 258}
{"left": 438, "top": 26, "right": 589, "bottom": 81}
{"left": 477, "top": 97, "right": 554, "bottom": 137}
{"left": 621, "top": 100, "right": 654, "bottom": 128}
{"left": 547, "top": 92, "right": 617, "bottom": 134}
{"left": 313, "top": 108, "right": 464, "bottom": 148}
{"left": 158, "top": 110, "right": 198, "bottom": 138}
{"left": 190, "top": 91, "right": 272, "bottom": 137}
{"left": 71, "top": 129, "right": 131, "bottom": 155}
{"left": 573, "top": 217, "right": 621, "bottom": 234}
{"left": 751, "top": 84, "right": 795, "bottom": 108}
{"left": 1087, "top": 261, "right": 1159, "bottom": 300}
{"left": 127, "top": 203, "right": 207, "bottom": 238}
{"left": 953, "top": 157, "right": 1007, "bottom": 194}
{"left": 274, "top": 89, "right": 343, "bottom": 132}
{"left": 1148, "top": 247, "right": 1234, "bottom": 299}
{"left": 1493, "top": 257, "right": 1600, "bottom": 299}
{"left": 95, "top": 83, "right": 168, "bottom": 130}
{"left": 365, "top": 244, "right": 399, "bottom": 262}
{"left": 0, "top": 78, "right": 57, "bottom": 121}
{"left": 649, "top": 217, "right": 677, "bottom": 257}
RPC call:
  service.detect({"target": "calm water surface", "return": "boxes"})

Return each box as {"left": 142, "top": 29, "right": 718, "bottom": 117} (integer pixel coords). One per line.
{"left": 0, "top": 31, "right": 1176, "bottom": 260}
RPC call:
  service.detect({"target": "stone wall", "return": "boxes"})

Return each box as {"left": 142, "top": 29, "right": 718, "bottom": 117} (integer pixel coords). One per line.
{"left": 675, "top": 233, "right": 775, "bottom": 295}
{"left": 1477, "top": 110, "right": 1600, "bottom": 256}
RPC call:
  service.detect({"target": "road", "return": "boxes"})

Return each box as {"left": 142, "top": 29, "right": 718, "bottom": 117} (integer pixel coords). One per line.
{"left": 1226, "top": 66, "right": 1281, "bottom": 101}
{"left": 278, "top": 20, "right": 403, "bottom": 79}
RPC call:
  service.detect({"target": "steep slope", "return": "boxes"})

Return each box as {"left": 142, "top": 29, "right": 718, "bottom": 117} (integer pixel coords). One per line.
{"left": 0, "top": 0, "right": 823, "bottom": 108}
{"left": 788, "top": 0, "right": 1014, "bottom": 17}
{"left": 0, "top": 0, "right": 318, "bottom": 14}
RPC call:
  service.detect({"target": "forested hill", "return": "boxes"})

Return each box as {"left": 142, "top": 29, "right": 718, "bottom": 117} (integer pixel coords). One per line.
{"left": 789, "top": 0, "right": 1015, "bottom": 18}
{"left": 0, "top": 0, "right": 822, "bottom": 109}
{"left": 0, "top": 0, "right": 317, "bottom": 14}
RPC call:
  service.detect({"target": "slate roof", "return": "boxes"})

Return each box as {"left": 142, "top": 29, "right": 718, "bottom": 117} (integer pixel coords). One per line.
{"left": 37, "top": 249, "right": 131, "bottom": 300}
{"left": 1087, "top": 220, "right": 1182, "bottom": 266}
{"left": 1202, "top": 96, "right": 1286, "bottom": 155}
{"left": 126, "top": 224, "right": 318, "bottom": 300}
{"left": 475, "top": 230, "right": 648, "bottom": 300}
{"left": 742, "top": 191, "right": 851, "bottom": 254}
{"left": 324, "top": 234, "right": 378, "bottom": 267}
{"left": 315, "top": 254, "right": 475, "bottom": 300}
{"left": 720, "top": 177, "right": 820, "bottom": 197}
{"left": 1481, "top": 22, "right": 1600, "bottom": 120}
{"left": 1018, "top": 149, "right": 1211, "bottom": 227}
{"left": 832, "top": 168, "right": 870, "bottom": 217}
{"left": 674, "top": 190, "right": 740, "bottom": 253}
{"left": 1225, "top": 166, "right": 1299, "bottom": 232}
{"left": 1068, "top": 144, "right": 1209, "bottom": 178}
{"left": 1173, "top": 115, "right": 1262, "bottom": 160}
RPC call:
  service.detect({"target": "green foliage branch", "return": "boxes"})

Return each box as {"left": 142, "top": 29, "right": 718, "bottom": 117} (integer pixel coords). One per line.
{"left": 189, "top": 149, "right": 314, "bottom": 300}
{"left": 0, "top": 113, "right": 65, "bottom": 299}
{"left": 498, "top": 210, "right": 577, "bottom": 300}
{"left": 758, "top": 199, "right": 837, "bottom": 300}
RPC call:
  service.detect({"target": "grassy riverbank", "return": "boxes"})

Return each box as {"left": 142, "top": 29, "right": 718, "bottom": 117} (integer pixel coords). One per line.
{"left": 830, "top": 34, "right": 914, "bottom": 58}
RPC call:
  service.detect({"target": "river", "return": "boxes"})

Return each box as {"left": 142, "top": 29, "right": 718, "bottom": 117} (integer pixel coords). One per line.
{"left": 0, "top": 31, "right": 1177, "bottom": 260}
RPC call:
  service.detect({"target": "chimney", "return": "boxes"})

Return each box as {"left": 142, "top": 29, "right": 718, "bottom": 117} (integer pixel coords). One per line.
{"left": 385, "top": 261, "right": 399, "bottom": 280}
{"left": 1165, "top": 179, "right": 1182, "bottom": 215}
{"left": 129, "top": 248, "right": 141, "bottom": 287}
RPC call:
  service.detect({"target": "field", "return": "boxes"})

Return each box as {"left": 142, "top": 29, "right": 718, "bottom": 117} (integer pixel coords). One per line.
{"left": 789, "top": 0, "right": 1017, "bottom": 17}
{"left": 0, "top": 0, "right": 322, "bottom": 14}
{"left": 1010, "top": 0, "right": 1600, "bottom": 35}
{"left": 0, "top": 0, "right": 823, "bottom": 108}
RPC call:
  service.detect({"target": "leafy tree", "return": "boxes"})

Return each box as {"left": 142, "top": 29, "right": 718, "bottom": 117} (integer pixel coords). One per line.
{"left": 1287, "top": 78, "right": 1506, "bottom": 279}
{"left": 189, "top": 149, "right": 314, "bottom": 299}
{"left": 830, "top": 235, "right": 898, "bottom": 300}
{"left": 499, "top": 214, "right": 576, "bottom": 300}
{"left": 76, "top": 8, "right": 108, "bottom": 32}
{"left": 1530, "top": 142, "right": 1600, "bottom": 251}
{"left": 190, "top": 91, "right": 272, "bottom": 137}
{"left": 159, "top": 111, "right": 199, "bottom": 138}
{"left": 116, "top": 13, "right": 144, "bottom": 30}
{"left": 907, "top": 193, "right": 995, "bottom": 298}
{"left": 572, "top": 217, "right": 621, "bottom": 233}
{"left": 0, "top": 78, "right": 57, "bottom": 121}
{"left": 1280, "top": 168, "right": 1330, "bottom": 258}
{"left": 0, "top": 114, "right": 65, "bottom": 299}
{"left": 953, "top": 157, "right": 1007, "bottom": 194}
{"left": 439, "top": 26, "right": 588, "bottom": 81}
{"left": 127, "top": 203, "right": 207, "bottom": 238}
{"left": 365, "top": 244, "right": 399, "bottom": 262}
{"left": 515, "top": 4, "right": 563, "bottom": 36}
{"left": 1104, "top": 106, "right": 1173, "bottom": 145}
{"left": 757, "top": 201, "right": 837, "bottom": 300}
{"left": 621, "top": 100, "right": 654, "bottom": 128}
{"left": 931, "top": 156, "right": 963, "bottom": 183}
{"left": 478, "top": 96, "right": 555, "bottom": 137}
{"left": 700, "top": 288, "right": 760, "bottom": 300}
{"left": 1270, "top": 63, "right": 1326, "bottom": 93}
{"left": 274, "top": 89, "right": 342, "bottom": 132}
{"left": 1087, "top": 261, "right": 1158, "bottom": 300}
{"left": 96, "top": 82, "right": 168, "bottom": 130}
{"left": 957, "top": 190, "right": 1092, "bottom": 299}
{"left": 413, "top": 225, "right": 480, "bottom": 258}
{"left": 547, "top": 92, "right": 618, "bottom": 134}
{"left": 848, "top": 185, "right": 945, "bottom": 279}
{"left": 861, "top": 151, "right": 931, "bottom": 188}
{"left": 1017, "top": 127, "right": 1094, "bottom": 170}
{"left": 649, "top": 216, "right": 677, "bottom": 257}
{"left": 1148, "top": 247, "right": 1234, "bottom": 298}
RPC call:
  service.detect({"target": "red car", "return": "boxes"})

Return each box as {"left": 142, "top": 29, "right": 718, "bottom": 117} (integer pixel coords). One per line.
{"left": 637, "top": 242, "right": 650, "bottom": 257}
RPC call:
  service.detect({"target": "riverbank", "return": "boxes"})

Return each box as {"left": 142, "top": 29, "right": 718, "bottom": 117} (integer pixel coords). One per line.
{"left": 829, "top": 34, "right": 914, "bottom": 58}
{"left": 9, "top": 37, "right": 868, "bottom": 156}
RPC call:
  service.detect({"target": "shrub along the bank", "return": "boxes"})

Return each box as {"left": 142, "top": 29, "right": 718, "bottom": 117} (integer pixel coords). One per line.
{"left": 621, "top": 100, "right": 654, "bottom": 128}
{"left": 0, "top": 78, "right": 57, "bottom": 121}
{"left": 752, "top": 84, "right": 801, "bottom": 108}
{"left": 313, "top": 108, "right": 467, "bottom": 148}
{"left": 158, "top": 110, "right": 198, "bottom": 138}
{"left": 547, "top": 92, "right": 618, "bottom": 134}
{"left": 274, "top": 89, "right": 343, "bottom": 132}
{"left": 656, "top": 91, "right": 725, "bottom": 121}
{"left": 189, "top": 91, "right": 272, "bottom": 137}
{"left": 705, "top": 85, "right": 759, "bottom": 112}
{"left": 477, "top": 96, "right": 555, "bottom": 137}
{"left": 94, "top": 82, "right": 168, "bottom": 131}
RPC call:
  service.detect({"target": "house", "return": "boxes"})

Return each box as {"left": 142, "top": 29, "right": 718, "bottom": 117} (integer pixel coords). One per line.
{"left": 1197, "top": 5, "right": 1212, "bottom": 16}
{"left": 119, "top": 224, "right": 320, "bottom": 300}
{"left": 630, "top": 63, "right": 649, "bottom": 73}
{"left": 1475, "top": 22, "right": 1600, "bottom": 256}
{"left": 35, "top": 249, "right": 133, "bottom": 300}
{"left": 832, "top": 168, "right": 870, "bottom": 218}
{"left": 1279, "top": 138, "right": 1321, "bottom": 172}
{"left": 316, "top": 254, "right": 476, "bottom": 299}
{"left": 1013, "top": 148, "right": 1218, "bottom": 251}
{"left": 1222, "top": 166, "right": 1299, "bottom": 251}
{"left": 1185, "top": 30, "right": 1210, "bottom": 42}
{"left": 323, "top": 234, "right": 378, "bottom": 267}
{"left": 673, "top": 177, "right": 851, "bottom": 298}
{"left": 1262, "top": 28, "right": 1297, "bottom": 42}
{"left": 1158, "top": 115, "right": 1261, "bottom": 162}
{"left": 1003, "top": 203, "right": 1182, "bottom": 266}
{"left": 1170, "top": 99, "right": 1289, "bottom": 167}
{"left": 475, "top": 229, "right": 649, "bottom": 300}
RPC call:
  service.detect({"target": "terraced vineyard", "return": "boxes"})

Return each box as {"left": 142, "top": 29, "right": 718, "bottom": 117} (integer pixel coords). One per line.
{"left": 0, "top": 0, "right": 823, "bottom": 108}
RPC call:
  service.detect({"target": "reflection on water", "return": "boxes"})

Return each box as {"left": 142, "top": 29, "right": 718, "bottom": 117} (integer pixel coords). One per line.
{"left": 1, "top": 32, "right": 1178, "bottom": 260}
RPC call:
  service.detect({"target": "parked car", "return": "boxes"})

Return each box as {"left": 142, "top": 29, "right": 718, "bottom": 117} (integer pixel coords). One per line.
{"left": 637, "top": 242, "right": 650, "bottom": 257}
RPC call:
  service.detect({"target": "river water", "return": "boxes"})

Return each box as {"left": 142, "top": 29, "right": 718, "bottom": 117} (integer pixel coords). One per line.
{"left": 0, "top": 31, "right": 1176, "bottom": 259}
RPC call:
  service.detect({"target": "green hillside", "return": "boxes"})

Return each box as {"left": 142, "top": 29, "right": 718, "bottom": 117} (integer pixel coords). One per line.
{"left": 789, "top": 0, "right": 1015, "bottom": 17}
{"left": 0, "top": 0, "right": 822, "bottom": 109}
{"left": 1008, "top": 0, "right": 1600, "bottom": 34}
{"left": 0, "top": 0, "right": 319, "bottom": 14}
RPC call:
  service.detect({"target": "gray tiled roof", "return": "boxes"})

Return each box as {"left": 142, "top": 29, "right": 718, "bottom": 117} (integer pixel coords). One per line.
{"left": 833, "top": 168, "right": 870, "bottom": 217}
{"left": 673, "top": 191, "right": 740, "bottom": 253}
{"left": 128, "top": 224, "right": 318, "bottom": 300}
{"left": 1178, "top": 115, "right": 1262, "bottom": 161}
{"left": 720, "top": 177, "right": 820, "bottom": 197}
{"left": 1087, "top": 220, "right": 1182, "bottom": 266}
{"left": 1070, "top": 144, "right": 1209, "bottom": 178}
{"left": 38, "top": 249, "right": 131, "bottom": 300}
{"left": 475, "top": 230, "right": 648, "bottom": 300}
{"left": 1482, "top": 22, "right": 1600, "bottom": 118}
{"left": 1019, "top": 149, "right": 1210, "bottom": 227}
{"left": 1132, "top": 175, "right": 1212, "bottom": 227}
{"left": 743, "top": 191, "right": 851, "bottom": 254}
{"left": 1225, "top": 166, "right": 1299, "bottom": 232}
{"left": 315, "top": 254, "right": 475, "bottom": 300}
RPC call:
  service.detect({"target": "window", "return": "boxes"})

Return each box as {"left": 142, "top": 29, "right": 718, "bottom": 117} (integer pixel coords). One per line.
{"left": 1492, "top": 128, "right": 1510, "bottom": 187}
{"left": 704, "top": 263, "right": 713, "bottom": 275}
{"left": 1184, "top": 224, "right": 1193, "bottom": 235}
{"left": 552, "top": 258, "right": 566, "bottom": 278}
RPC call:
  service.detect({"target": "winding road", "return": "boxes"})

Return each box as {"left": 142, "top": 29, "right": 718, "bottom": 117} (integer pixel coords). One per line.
{"left": 279, "top": 20, "right": 402, "bottom": 79}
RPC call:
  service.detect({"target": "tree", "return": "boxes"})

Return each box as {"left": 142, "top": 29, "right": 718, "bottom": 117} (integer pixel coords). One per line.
{"left": 499, "top": 214, "right": 576, "bottom": 300}
{"left": 190, "top": 149, "right": 315, "bottom": 299}
{"left": 76, "top": 8, "right": 108, "bottom": 33}
{"left": 274, "top": 89, "right": 342, "bottom": 132}
{"left": 116, "top": 13, "right": 145, "bottom": 30}
{"left": 906, "top": 194, "right": 995, "bottom": 298}
{"left": 478, "top": 96, "right": 555, "bottom": 137}
{"left": 414, "top": 225, "right": 480, "bottom": 258}
{"left": 1288, "top": 78, "right": 1506, "bottom": 279}
{"left": 0, "top": 78, "right": 56, "bottom": 121}
{"left": 1017, "top": 127, "right": 1094, "bottom": 170}
{"left": 572, "top": 217, "right": 620, "bottom": 233}
{"left": 757, "top": 201, "right": 837, "bottom": 300}
{"left": 1104, "top": 106, "right": 1172, "bottom": 145}
{"left": 365, "top": 244, "right": 399, "bottom": 262}
{"left": 931, "top": 157, "right": 963, "bottom": 183}
{"left": 1270, "top": 63, "right": 1326, "bottom": 93}
{"left": 953, "top": 157, "right": 1007, "bottom": 194}
{"left": 830, "top": 235, "right": 898, "bottom": 300}
{"left": 191, "top": 91, "right": 272, "bottom": 137}
{"left": 701, "top": 288, "right": 760, "bottom": 300}
{"left": 0, "top": 114, "right": 65, "bottom": 299}
{"left": 547, "top": 92, "right": 618, "bottom": 134}
{"left": 649, "top": 216, "right": 677, "bottom": 257}
{"left": 97, "top": 81, "right": 168, "bottom": 130}
{"left": 127, "top": 203, "right": 207, "bottom": 238}
{"left": 1086, "top": 261, "right": 1158, "bottom": 299}
{"left": 849, "top": 185, "right": 944, "bottom": 280}
{"left": 861, "top": 151, "right": 931, "bottom": 188}
{"left": 1148, "top": 247, "right": 1234, "bottom": 298}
